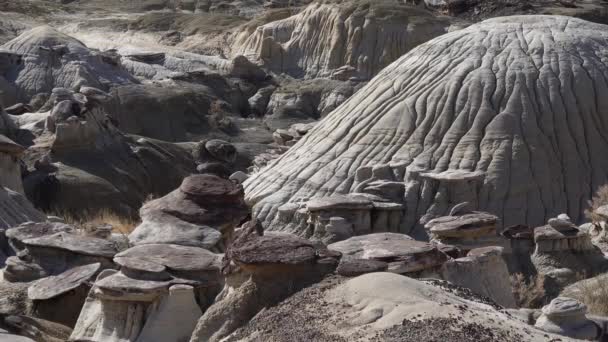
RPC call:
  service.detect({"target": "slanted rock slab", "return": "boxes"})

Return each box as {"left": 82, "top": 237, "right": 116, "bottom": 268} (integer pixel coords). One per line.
{"left": 28, "top": 263, "right": 100, "bottom": 301}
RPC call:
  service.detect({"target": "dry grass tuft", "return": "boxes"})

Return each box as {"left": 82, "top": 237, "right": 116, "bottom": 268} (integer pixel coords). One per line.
{"left": 585, "top": 184, "right": 608, "bottom": 222}
{"left": 60, "top": 209, "right": 140, "bottom": 235}
{"left": 567, "top": 273, "right": 608, "bottom": 316}
{"left": 511, "top": 273, "right": 547, "bottom": 309}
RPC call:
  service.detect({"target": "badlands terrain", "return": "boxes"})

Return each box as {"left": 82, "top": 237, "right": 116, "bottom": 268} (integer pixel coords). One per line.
{"left": 4, "top": 0, "right": 608, "bottom": 341}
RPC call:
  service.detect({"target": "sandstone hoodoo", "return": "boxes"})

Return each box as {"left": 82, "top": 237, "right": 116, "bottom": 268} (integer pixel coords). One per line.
{"left": 245, "top": 15, "right": 608, "bottom": 239}
{"left": 6, "top": 1, "right": 608, "bottom": 341}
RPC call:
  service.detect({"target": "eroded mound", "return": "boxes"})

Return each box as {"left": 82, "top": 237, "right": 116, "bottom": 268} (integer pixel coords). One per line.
{"left": 245, "top": 15, "right": 608, "bottom": 238}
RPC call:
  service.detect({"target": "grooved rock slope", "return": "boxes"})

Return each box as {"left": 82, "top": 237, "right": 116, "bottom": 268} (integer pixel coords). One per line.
{"left": 232, "top": 1, "right": 453, "bottom": 79}
{"left": 245, "top": 15, "right": 608, "bottom": 239}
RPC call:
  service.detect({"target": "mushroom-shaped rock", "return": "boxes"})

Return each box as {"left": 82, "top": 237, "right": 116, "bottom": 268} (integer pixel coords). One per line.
{"left": 532, "top": 216, "right": 608, "bottom": 294}
{"left": 244, "top": 15, "right": 608, "bottom": 237}
{"left": 21, "top": 232, "right": 118, "bottom": 275}
{"left": 535, "top": 297, "right": 599, "bottom": 340}
{"left": 329, "top": 233, "right": 448, "bottom": 276}
{"left": 190, "top": 221, "right": 340, "bottom": 342}
{"left": 305, "top": 194, "right": 374, "bottom": 243}
{"left": 27, "top": 263, "right": 101, "bottom": 327}
{"left": 70, "top": 244, "right": 221, "bottom": 342}
{"left": 425, "top": 212, "right": 503, "bottom": 251}
{"left": 129, "top": 174, "right": 249, "bottom": 250}
{"left": 441, "top": 246, "right": 516, "bottom": 308}
{"left": 6, "top": 222, "right": 75, "bottom": 251}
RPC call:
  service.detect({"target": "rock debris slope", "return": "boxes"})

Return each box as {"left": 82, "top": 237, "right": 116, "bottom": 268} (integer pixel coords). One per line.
{"left": 245, "top": 15, "right": 608, "bottom": 239}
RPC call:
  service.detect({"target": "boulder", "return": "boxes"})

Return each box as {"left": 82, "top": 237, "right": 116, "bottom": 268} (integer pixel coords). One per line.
{"left": 129, "top": 174, "right": 249, "bottom": 250}
{"left": 535, "top": 297, "right": 600, "bottom": 340}
{"left": 190, "top": 220, "right": 340, "bottom": 342}
{"left": 329, "top": 233, "right": 448, "bottom": 276}
{"left": 425, "top": 212, "right": 504, "bottom": 251}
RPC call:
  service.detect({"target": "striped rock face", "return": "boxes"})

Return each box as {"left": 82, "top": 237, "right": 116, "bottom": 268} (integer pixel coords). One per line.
{"left": 245, "top": 15, "right": 608, "bottom": 239}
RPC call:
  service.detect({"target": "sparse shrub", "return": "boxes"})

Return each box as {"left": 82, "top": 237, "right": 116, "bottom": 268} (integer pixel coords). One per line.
{"left": 585, "top": 184, "right": 608, "bottom": 223}
{"left": 511, "top": 273, "right": 547, "bottom": 309}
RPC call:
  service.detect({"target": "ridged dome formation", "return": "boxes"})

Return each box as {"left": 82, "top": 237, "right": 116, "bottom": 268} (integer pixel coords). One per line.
{"left": 245, "top": 15, "right": 608, "bottom": 238}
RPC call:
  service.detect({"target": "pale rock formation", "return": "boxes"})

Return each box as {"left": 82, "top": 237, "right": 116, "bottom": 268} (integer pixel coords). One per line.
{"left": 1, "top": 26, "right": 137, "bottom": 104}
{"left": 425, "top": 212, "right": 504, "bottom": 251}
{"left": 531, "top": 214, "right": 608, "bottom": 294}
{"left": 232, "top": 1, "right": 452, "bottom": 79}
{"left": 264, "top": 79, "right": 361, "bottom": 130}
{"left": 70, "top": 244, "right": 222, "bottom": 342}
{"left": 0, "top": 135, "right": 25, "bottom": 193}
{"left": 190, "top": 220, "right": 340, "bottom": 342}
{"left": 329, "top": 232, "right": 448, "bottom": 277}
{"left": 245, "top": 16, "right": 608, "bottom": 236}
{"left": 441, "top": 246, "right": 516, "bottom": 308}
{"left": 129, "top": 174, "right": 249, "bottom": 250}
{"left": 535, "top": 297, "right": 600, "bottom": 340}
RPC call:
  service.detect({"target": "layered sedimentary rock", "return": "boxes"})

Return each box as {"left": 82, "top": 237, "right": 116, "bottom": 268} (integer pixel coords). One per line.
{"left": 129, "top": 174, "right": 249, "bottom": 250}
{"left": 232, "top": 1, "right": 453, "bottom": 79}
{"left": 20, "top": 87, "right": 197, "bottom": 217}
{"left": 1, "top": 26, "right": 137, "bottom": 104}
{"left": 0, "top": 188, "right": 45, "bottom": 231}
{"left": 70, "top": 244, "right": 221, "bottom": 342}
{"left": 190, "top": 220, "right": 340, "bottom": 342}
{"left": 328, "top": 232, "right": 448, "bottom": 277}
{"left": 245, "top": 16, "right": 608, "bottom": 238}
{"left": 0, "top": 135, "right": 25, "bottom": 193}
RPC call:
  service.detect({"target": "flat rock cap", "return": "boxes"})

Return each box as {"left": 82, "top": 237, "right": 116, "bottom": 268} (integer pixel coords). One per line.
{"left": 23, "top": 232, "right": 118, "bottom": 258}
{"left": 307, "top": 194, "right": 373, "bottom": 211}
{"left": 425, "top": 212, "right": 498, "bottom": 237}
{"left": 542, "top": 297, "right": 587, "bottom": 317}
{"left": 28, "top": 263, "right": 100, "bottom": 300}
{"left": 6, "top": 222, "right": 75, "bottom": 243}
{"left": 230, "top": 232, "right": 317, "bottom": 265}
{"left": 179, "top": 174, "right": 244, "bottom": 202}
{"left": 115, "top": 243, "right": 221, "bottom": 272}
